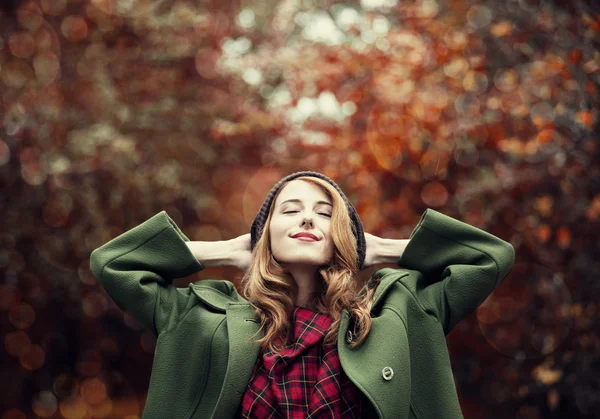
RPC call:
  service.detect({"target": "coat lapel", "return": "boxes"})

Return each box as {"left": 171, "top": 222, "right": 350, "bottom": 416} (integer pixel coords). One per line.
{"left": 338, "top": 269, "right": 411, "bottom": 419}
{"left": 211, "top": 303, "right": 262, "bottom": 419}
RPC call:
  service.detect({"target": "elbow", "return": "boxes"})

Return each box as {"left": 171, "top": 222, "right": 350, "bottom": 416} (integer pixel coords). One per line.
{"left": 495, "top": 242, "right": 516, "bottom": 288}
{"left": 89, "top": 249, "right": 106, "bottom": 283}
{"left": 503, "top": 242, "right": 516, "bottom": 272}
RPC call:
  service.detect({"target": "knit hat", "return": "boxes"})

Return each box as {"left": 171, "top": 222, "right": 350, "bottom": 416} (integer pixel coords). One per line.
{"left": 250, "top": 171, "right": 366, "bottom": 270}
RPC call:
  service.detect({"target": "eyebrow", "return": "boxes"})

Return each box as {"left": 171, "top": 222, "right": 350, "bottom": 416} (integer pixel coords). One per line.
{"left": 280, "top": 199, "right": 332, "bottom": 207}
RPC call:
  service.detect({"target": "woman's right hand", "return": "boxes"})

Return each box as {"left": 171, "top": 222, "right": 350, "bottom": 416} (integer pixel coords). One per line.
{"left": 229, "top": 233, "right": 252, "bottom": 271}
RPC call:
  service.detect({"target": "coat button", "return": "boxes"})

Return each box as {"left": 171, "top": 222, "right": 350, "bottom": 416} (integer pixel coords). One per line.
{"left": 382, "top": 366, "right": 394, "bottom": 381}
{"left": 346, "top": 330, "right": 353, "bottom": 344}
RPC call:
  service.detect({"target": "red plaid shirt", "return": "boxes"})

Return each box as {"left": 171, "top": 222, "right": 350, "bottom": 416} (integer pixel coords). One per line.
{"left": 237, "top": 305, "right": 366, "bottom": 418}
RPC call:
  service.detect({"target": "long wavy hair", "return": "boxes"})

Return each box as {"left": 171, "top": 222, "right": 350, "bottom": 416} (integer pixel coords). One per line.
{"left": 240, "top": 176, "right": 382, "bottom": 355}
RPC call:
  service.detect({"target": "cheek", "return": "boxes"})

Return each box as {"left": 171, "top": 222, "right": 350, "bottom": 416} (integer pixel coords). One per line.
{"left": 268, "top": 221, "right": 289, "bottom": 250}
{"left": 320, "top": 233, "right": 334, "bottom": 253}
{"left": 268, "top": 221, "right": 286, "bottom": 240}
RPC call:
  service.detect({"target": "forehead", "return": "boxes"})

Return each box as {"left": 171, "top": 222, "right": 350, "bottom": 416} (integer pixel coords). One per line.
{"left": 274, "top": 180, "right": 330, "bottom": 205}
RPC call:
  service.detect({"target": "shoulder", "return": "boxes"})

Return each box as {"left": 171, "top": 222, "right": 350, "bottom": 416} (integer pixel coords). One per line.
{"left": 376, "top": 268, "right": 438, "bottom": 318}
{"left": 190, "top": 279, "right": 237, "bottom": 295}
{"left": 188, "top": 279, "right": 250, "bottom": 311}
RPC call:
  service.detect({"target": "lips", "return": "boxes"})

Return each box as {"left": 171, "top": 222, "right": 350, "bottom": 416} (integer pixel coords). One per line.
{"left": 294, "top": 237, "right": 318, "bottom": 242}
{"left": 291, "top": 233, "right": 319, "bottom": 241}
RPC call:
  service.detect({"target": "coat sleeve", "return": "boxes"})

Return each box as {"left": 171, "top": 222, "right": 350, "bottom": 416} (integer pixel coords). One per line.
{"left": 398, "top": 208, "right": 515, "bottom": 335}
{"left": 89, "top": 211, "right": 205, "bottom": 337}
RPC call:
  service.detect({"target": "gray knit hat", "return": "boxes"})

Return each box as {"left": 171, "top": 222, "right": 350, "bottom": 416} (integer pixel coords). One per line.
{"left": 250, "top": 171, "right": 366, "bottom": 270}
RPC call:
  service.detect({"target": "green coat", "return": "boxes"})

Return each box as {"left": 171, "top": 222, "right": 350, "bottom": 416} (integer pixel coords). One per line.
{"left": 90, "top": 208, "right": 515, "bottom": 419}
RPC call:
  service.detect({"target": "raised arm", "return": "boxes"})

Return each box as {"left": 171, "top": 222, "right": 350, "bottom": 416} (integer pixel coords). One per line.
{"left": 394, "top": 208, "right": 515, "bottom": 335}
{"left": 89, "top": 211, "right": 234, "bottom": 337}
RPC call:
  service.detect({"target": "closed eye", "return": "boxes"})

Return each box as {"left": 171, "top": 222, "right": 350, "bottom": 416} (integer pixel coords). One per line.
{"left": 284, "top": 211, "right": 331, "bottom": 217}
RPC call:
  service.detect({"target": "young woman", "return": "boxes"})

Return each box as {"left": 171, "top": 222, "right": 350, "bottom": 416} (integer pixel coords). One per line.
{"left": 90, "top": 170, "right": 515, "bottom": 419}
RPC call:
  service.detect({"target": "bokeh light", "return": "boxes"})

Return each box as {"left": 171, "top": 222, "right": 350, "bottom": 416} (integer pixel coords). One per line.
{"left": 59, "top": 395, "right": 88, "bottom": 419}
{"left": 31, "top": 391, "right": 58, "bottom": 417}
{"left": 40, "top": 0, "right": 67, "bottom": 16}
{"left": 9, "top": 302, "right": 35, "bottom": 329}
{"left": 54, "top": 372, "right": 80, "bottom": 399}
{"left": 82, "top": 291, "right": 108, "bottom": 317}
{"left": 60, "top": 16, "right": 89, "bottom": 42}
{"left": 80, "top": 377, "right": 108, "bottom": 404}
{"left": 19, "top": 343, "right": 46, "bottom": 370}
{"left": 2, "top": 60, "right": 34, "bottom": 88}
{"left": 33, "top": 51, "right": 60, "bottom": 86}
{"left": 86, "top": 398, "right": 113, "bottom": 418}
{"left": 5, "top": 330, "right": 31, "bottom": 356}
{"left": 16, "top": 7, "right": 45, "bottom": 31}
{"left": 0, "top": 285, "right": 21, "bottom": 310}
{"left": 76, "top": 349, "right": 103, "bottom": 377}
{"left": 8, "top": 32, "right": 36, "bottom": 58}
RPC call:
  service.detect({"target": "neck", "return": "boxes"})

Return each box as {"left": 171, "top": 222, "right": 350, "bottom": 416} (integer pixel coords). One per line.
{"left": 286, "top": 265, "right": 321, "bottom": 307}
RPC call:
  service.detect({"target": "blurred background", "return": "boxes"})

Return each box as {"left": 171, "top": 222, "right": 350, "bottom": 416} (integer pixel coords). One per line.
{"left": 0, "top": 0, "right": 599, "bottom": 417}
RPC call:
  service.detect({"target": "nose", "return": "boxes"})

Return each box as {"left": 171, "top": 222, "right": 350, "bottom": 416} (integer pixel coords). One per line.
{"left": 301, "top": 213, "right": 314, "bottom": 227}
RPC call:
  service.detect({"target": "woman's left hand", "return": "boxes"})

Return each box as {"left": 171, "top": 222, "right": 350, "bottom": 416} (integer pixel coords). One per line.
{"left": 362, "top": 232, "right": 383, "bottom": 270}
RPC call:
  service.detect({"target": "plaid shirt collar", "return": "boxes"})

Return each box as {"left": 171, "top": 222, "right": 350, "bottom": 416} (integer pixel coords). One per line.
{"left": 238, "top": 305, "right": 365, "bottom": 418}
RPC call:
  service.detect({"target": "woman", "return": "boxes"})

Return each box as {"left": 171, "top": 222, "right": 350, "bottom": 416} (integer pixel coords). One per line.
{"left": 90, "top": 170, "right": 515, "bottom": 419}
